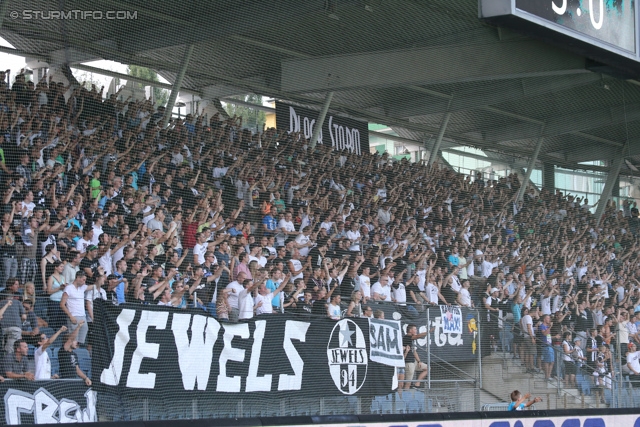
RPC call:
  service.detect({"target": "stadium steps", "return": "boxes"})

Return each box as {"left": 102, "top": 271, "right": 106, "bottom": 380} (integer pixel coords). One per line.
{"left": 481, "top": 352, "right": 608, "bottom": 409}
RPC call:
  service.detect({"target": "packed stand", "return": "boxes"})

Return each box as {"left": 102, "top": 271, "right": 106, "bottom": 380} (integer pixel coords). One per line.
{"left": 0, "top": 72, "right": 639, "bottom": 395}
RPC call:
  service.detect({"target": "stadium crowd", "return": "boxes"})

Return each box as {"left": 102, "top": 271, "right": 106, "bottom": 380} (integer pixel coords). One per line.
{"left": 0, "top": 72, "right": 639, "bottom": 393}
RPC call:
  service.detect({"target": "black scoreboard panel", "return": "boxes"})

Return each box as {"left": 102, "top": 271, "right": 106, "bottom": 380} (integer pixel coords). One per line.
{"left": 480, "top": 0, "right": 640, "bottom": 77}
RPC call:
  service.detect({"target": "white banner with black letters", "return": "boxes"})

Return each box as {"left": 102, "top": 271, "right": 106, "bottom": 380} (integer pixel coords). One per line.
{"left": 368, "top": 318, "right": 404, "bottom": 368}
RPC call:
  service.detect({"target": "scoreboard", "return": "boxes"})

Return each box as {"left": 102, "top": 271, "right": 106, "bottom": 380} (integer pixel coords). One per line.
{"left": 479, "top": 0, "right": 640, "bottom": 77}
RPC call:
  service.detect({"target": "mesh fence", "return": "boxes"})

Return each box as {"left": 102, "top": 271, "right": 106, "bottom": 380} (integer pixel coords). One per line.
{"left": 1, "top": 0, "right": 640, "bottom": 424}
{"left": 0, "top": 83, "right": 639, "bottom": 419}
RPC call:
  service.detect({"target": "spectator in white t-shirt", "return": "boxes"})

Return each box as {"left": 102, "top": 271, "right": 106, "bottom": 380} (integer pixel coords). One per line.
{"left": 456, "top": 279, "right": 473, "bottom": 307}
{"left": 294, "top": 226, "right": 314, "bottom": 257}
{"left": 358, "top": 266, "right": 371, "bottom": 302}
{"left": 238, "top": 278, "right": 263, "bottom": 320}
{"left": 255, "top": 273, "right": 290, "bottom": 315}
{"left": 626, "top": 342, "right": 640, "bottom": 386}
{"left": 371, "top": 276, "right": 392, "bottom": 302}
{"left": 346, "top": 222, "right": 361, "bottom": 252}
{"left": 225, "top": 272, "right": 246, "bottom": 322}
{"left": 34, "top": 326, "right": 67, "bottom": 380}
{"left": 276, "top": 212, "right": 296, "bottom": 247}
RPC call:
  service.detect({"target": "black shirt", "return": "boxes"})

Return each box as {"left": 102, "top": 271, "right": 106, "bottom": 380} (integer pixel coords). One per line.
{"left": 403, "top": 335, "right": 415, "bottom": 363}
{"left": 103, "top": 223, "right": 118, "bottom": 238}
{"left": 58, "top": 349, "right": 79, "bottom": 379}
{"left": 80, "top": 256, "right": 100, "bottom": 284}
{"left": 406, "top": 282, "right": 421, "bottom": 303}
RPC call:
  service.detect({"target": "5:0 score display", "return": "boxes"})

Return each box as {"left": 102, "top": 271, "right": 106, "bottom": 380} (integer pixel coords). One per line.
{"left": 550, "top": 0, "right": 604, "bottom": 29}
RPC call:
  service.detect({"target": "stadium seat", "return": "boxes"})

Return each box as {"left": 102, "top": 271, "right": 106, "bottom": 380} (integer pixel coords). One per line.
{"left": 74, "top": 348, "right": 92, "bottom": 378}
{"left": 407, "top": 399, "right": 422, "bottom": 413}
{"left": 379, "top": 400, "right": 392, "bottom": 414}
{"left": 34, "top": 299, "right": 48, "bottom": 321}
{"left": 27, "top": 344, "right": 35, "bottom": 358}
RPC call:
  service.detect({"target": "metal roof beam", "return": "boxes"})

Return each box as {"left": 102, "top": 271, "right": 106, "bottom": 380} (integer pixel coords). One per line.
{"left": 281, "top": 40, "right": 590, "bottom": 92}
{"left": 482, "top": 103, "right": 640, "bottom": 144}
{"left": 388, "top": 74, "right": 602, "bottom": 118}
{"left": 117, "top": 1, "right": 343, "bottom": 54}
{"left": 235, "top": 36, "right": 624, "bottom": 149}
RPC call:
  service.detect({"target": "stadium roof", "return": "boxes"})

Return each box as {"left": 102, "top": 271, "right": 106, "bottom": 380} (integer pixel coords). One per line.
{"left": 3, "top": 0, "right": 640, "bottom": 175}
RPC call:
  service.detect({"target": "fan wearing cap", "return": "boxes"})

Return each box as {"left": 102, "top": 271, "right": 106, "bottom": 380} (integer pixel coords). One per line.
{"left": 626, "top": 342, "right": 640, "bottom": 387}
{"left": 34, "top": 325, "right": 67, "bottom": 380}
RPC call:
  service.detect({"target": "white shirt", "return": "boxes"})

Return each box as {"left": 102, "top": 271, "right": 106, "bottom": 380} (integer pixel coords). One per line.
{"left": 248, "top": 254, "right": 267, "bottom": 268}
{"left": 99, "top": 251, "right": 113, "bottom": 276}
{"left": 540, "top": 295, "right": 552, "bottom": 316}
{"left": 213, "top": 166, "right": 228, "bottom": 178}
{"left": 295, "top": 233, "right": 312, "bottom": 257}
{"left": 425, "top": 283, "right": 439, "bottom": 304}
{"left": 482, "top": 260, "right": 498, "bottom": 278}
{"left": 328, "top": 303, "right": 342, "bottom": 320}
{"left": 76, "top": 238, "right": 92, "bottom": 253}
{"left": 289, "top": 258, "right": 304, "bottom": 282}
{"left": 358, "top": 275, "right": 371, "bottom": 298}
{"left": 371, "top": 282, "right": 391, "bottom": 301}
{"left": 521, "top": 315, "right": 534, "bottom": 338}
{"left": 193, "top": 242, "right": 208, "bottom": 265}
{"left": 346, "top": 230, "right": 361, "bottom": 251}
{"left": 238, "top": 288, "right": 254, "bottom": 320}
{"left": 225, "top": 281, "right": 244, "bottom": 309}
{"left": 91, "top": 225, "right": 103, "bottom": 246}
{"left": 392, "top": 283, "right": 407, "bottom": 305}
{"left": 450, "top": 275, "right": 462, "bottom": 293}
{"left": 277, "top": 219, "right": 295, "bottom": 246}
{"left": 64, "top": 284, "right": 88, "bottom": 317}
{"left": 459, "top": 288, "right": 471, "bottom": 307}
{"left": 85, "top": 287, "right": 107, "bottom": 322}
{"left": 627, "top": 350, "right": 640, "bottom": 374}
{"left": 34, "top": 347, "right": 51, "bottom": 380}
{"left": 254, "top": 293, "right": 274, "bottom": 315}
{"left": 21, "top": 201, "right": 35, "bottom": 218}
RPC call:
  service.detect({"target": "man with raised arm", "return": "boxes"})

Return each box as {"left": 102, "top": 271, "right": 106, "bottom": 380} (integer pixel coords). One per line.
{"left": 34, "top": 325, "right": 67, "bottom": 380}
{"left": 58, "top": 320, "right": 91, "bottom": 386}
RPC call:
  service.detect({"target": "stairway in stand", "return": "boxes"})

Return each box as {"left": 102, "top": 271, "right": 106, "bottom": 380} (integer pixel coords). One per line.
{"left": 481, "top": 351, "right": 609, "bottom": 410}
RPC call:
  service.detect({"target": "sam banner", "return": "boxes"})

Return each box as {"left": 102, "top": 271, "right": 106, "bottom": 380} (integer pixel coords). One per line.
{"left": 1, "top": 381, "right": 95, "bottom": 425}
{"left": 275, "top": 101, "right": 369, "bottom": 155}
{"left": 92, "top": 302, "right": 395, "bottom": 398}
{"left": 375, "top": 304, "right": 479, "bottom": 363}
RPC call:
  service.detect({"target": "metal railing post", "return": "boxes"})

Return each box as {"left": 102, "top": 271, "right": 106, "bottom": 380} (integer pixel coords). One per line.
{"left": 427, "top": 307, "right": 431, "bottom": 389}
{"left": 477, "top": 309, "right": 483, "bottom": 389}
{"left": 617, "top": 326, "right": 622, "bottom": 408}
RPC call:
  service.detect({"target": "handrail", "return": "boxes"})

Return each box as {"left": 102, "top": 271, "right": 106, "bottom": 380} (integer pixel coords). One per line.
{"left": 485, "top": 309, "right": 624, "bottom": 408}
{"left": 428, "top": 351, "right": 478, "bottom": 381}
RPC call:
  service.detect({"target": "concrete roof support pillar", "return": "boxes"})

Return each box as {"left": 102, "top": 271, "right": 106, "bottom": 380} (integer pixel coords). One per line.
{"left": 428, "top": 112, "right": 451, "bottom": 167}
{"left": 309, "top": 91, "right": 334, "bottom": 151}
{"left": 517, "top": 135, "right": 544, "bottom": 202}
{"left": 161, "top": 44, "right": 195, "bottom": 129}
{"left": 595, "top": 153, "right": 624, "bottom": 225}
